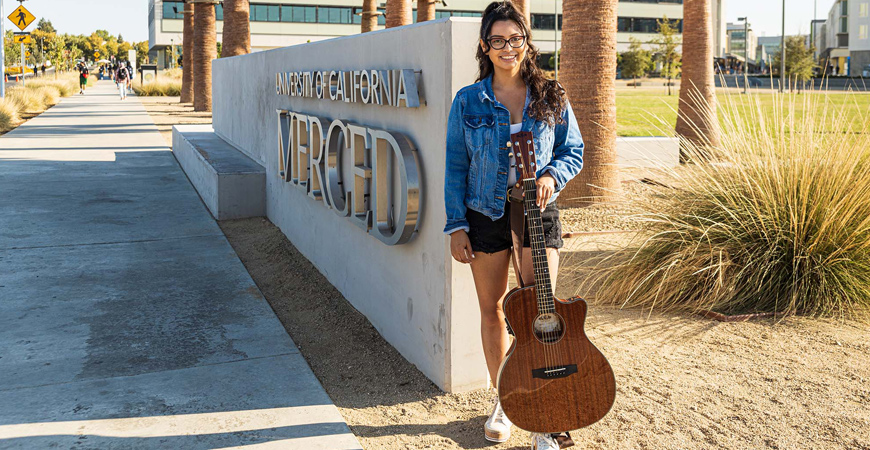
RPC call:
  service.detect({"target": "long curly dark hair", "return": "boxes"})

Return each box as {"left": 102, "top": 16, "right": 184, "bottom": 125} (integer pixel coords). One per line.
{"left": 476, "top": 1, "right": 567, "bottom": 126}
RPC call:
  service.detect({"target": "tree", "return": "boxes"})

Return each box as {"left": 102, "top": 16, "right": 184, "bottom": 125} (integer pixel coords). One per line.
{"left": 222, "top": 0, "right": 251, "bottom": 57}
{"left": 651, "top": 16, "right": 681, "bottom": 96}
{"left": 385, "top": 0, "right": 411, "bottom": 28}
{"left": 675, "top": 0, "right": 720, "bottom": 158}
{"left": 621, "top": 37, "right": 653, "bottom": 87}
{"left": 560, "top": 0, "right": 621, "bottom": 206}
{"left": 37, "top": 19, "right": 56, "bottom": 34}
{"left": 135, "top": 41, "right": 149, "bottom": 67}
{"left": 193, "top": 2, "right": 217, "bottom": 111}
{"left": 510, "top": 0, "right": 531, "bottom": 29}
{"left": 416, "top": 0, "right": 435, "bottom": 22}
{"left": 361, "top": 0, "right": 378, "bottom": 32}
{"left": 182, "top": 1, "right": 195, "bottom": 103}
{"left": 773, "top": 36, "right": 815, "bottom": 92}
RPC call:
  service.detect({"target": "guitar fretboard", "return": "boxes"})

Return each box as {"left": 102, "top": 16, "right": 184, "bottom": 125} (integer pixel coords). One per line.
{"left": 522, "top": 177, "right": 555, "bottom": 315}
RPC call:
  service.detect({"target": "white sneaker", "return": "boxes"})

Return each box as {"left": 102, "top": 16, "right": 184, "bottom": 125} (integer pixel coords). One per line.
{"left": 531, "top": 433, "right": 560, "bottom": 450}
{"left": 484, "top": 397, "right": 512, "bottom": 443}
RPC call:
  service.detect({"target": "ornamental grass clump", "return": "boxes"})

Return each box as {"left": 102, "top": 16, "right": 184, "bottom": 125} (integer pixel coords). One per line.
{"left": 580, "top": 90, "right": 870, "bottom": 321}
{"left": 0, "top": 99, "right": 19, "bottom": 132}
{"left": 133, "top": 79, "right": 182, "bottom": 97}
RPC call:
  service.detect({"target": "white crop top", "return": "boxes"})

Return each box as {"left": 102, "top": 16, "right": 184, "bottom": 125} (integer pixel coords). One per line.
{"left": 508, "top": 123, "right": 522, "bottom": 187}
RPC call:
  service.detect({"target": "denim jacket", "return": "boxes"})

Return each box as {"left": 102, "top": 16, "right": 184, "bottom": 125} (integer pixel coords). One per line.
{"left": 443, "top": 75, "right": 585, "bottom": 234}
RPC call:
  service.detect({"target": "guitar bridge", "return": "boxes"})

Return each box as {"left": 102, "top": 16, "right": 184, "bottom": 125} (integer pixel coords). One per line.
{"left": 532, "top": 364, "right": 577, "bottom": 379}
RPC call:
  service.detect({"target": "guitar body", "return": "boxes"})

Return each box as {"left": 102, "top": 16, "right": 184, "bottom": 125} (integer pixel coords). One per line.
{"left": 498, "top": 285, "right": 616, "bottom": 433}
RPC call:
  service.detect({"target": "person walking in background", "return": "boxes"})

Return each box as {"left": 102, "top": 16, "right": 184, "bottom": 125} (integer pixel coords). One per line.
{"left": 125, "top": 62, "right": 134, "bottom": 94}
{"left": 78, "top": 63, "right": 89, "bottom": 95}
{"left": 116, "top": 63, "right": 129, "bottom": 100}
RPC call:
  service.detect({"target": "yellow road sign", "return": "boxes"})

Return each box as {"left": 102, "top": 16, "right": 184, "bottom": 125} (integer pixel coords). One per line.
{"left": 13, "top": 34, "right": 32, "bottom": 44}
{"left": 25, "top": 51, "right": 31, "bottom": 57}
{"left": 7, "top": 5, "right": 36, "bottom": 31}
{"left": 94, "top": 52, "right": 101, "bottom": 58}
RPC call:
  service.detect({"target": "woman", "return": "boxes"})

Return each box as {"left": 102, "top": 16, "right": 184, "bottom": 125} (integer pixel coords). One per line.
{"left": 443, "top": 2, "right": 584, "bottom": 449}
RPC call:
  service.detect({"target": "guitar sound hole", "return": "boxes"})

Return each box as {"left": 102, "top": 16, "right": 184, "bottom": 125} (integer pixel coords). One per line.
{"left": 533, "top": 313, "right": 565, "bottom": 344}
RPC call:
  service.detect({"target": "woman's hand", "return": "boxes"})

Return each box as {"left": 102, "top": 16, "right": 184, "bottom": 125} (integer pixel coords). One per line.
{"left": 537, "top": 173, "right": 556, "bottom": 211}
{"left": 450, "top": 230, "right": 475, "bottom": 264}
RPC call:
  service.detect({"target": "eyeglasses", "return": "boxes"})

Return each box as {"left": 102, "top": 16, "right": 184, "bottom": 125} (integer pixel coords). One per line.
{"left": 487, "top": 35, "right": 526, "bottom": 50}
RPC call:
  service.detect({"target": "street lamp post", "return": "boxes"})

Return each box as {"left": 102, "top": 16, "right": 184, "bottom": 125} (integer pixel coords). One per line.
{"left": 1, "top": 0, "right": 6, "bottom": 98}
{"left": 780, "top": 0, "right": 786, "bottom": 93}
{"left": 738, "top": 17, "right": 749, "bottom": 94}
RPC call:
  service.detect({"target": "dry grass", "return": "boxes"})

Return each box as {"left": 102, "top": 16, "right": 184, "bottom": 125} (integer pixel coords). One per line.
{"left": 565, "top": 89, "right": 870, "bottom": 321}
{"left": 0, "top": 98, "right": 19, "bottom": 132}
{"left": 0, "top": 75, "right": 78, "bottom": 134}
{"left": 133, "top": 78, "right": 183, "bottom": 97}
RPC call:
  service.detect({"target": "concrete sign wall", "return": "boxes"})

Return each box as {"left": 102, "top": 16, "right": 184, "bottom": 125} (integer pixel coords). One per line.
{"left": 212, "top": 18, "right": 486, "bottom": 392}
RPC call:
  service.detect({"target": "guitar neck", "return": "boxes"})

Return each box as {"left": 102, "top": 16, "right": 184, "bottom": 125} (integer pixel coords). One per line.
{"left": 521, "top": 177, "right": 555, "bottom": 315}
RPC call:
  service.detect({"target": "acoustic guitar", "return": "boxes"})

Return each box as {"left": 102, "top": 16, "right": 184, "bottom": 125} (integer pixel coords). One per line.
{"left": 497, "top": 131, "right": 616, "bottom": 433}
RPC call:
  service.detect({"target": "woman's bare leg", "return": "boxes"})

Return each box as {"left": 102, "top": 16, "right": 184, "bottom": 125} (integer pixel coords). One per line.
{"left": 470, "top": 249, "right": 512, "bottom": 386}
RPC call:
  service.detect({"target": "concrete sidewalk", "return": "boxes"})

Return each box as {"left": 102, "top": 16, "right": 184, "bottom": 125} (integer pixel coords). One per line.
{"left": 0, "top": 82, "right": 362, "bottom": 449}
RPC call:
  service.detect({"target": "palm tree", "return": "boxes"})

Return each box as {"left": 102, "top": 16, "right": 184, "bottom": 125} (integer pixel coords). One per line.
{"left": 222, "top": 0, "right": 251, "bottom": 57}
{"left": 193, "top": 1, "right": 217, "bottom": 112}
{"left": 416, "top": 0, "right": 434, "bottom": 22}
{"left": 361, "top": 0, "right": 378, "bottom": 32}
{"left": 385, "top": 0, "right": 411, "bottom": 28}
{"left": 559, "top": 0, "right": 621, "bottom": 206}
{"left": 511, "top": 0, "right": 531, "bottom": 29}
{"left": 181, "top": 1, "right": 194, "bottom": 104}
{"left": 675, "top": 0, "right": 720, "bottom": 158}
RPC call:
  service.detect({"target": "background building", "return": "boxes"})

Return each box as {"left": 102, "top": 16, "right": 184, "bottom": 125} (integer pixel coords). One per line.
{"left": 819, "top": 0, "right": 870, "bottom": 76}
{"left": 726, "top": 21, "right": 757, "bottom": 65}
{"left": 149, "top": 0, "right": 727, "bottom": 69}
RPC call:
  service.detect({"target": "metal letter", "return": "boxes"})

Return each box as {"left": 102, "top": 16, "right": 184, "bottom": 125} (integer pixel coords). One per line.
{"left": 328, "top": 71, "right": 338, "bottom": 100}
{"left": 370, "top": 70, "right": 381, "bottom": 105}
{"left": 315, "top": 71, "right": 324, "bottom": 99}
{"left": 359, "top": 70, "right": 371, "bottom": 104}
{"left": 294, "top": 113, "right": 310, "bottom": 188}
{"left": 378, "top": 70, "right": 392, "bottom": 106}
{"left": 276, "top": 109, "right": 293, "bottom": 181}
{"left": 325, "top": 119, "right": 350, "bottom": 217}
{"left": 397, "top": 69, "right": 420, "bottom": 108}
{"left": 347, "top": 123, "right": 372, "bottom": 231}
{"left": 307, "top": 115, "right": 331, "bottom": 205}
{"left": 367, "top": 129, "right": 421, "bottom": 245}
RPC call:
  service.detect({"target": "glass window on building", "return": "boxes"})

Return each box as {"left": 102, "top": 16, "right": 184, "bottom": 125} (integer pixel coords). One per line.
{"left": 216, "top": 4, "right": 223, "bottom": 20}
{"left": 163, "top": 1, "right": 184, "bottom": 19}
{"left": 841, "top": 16, "right": 848, "bottom": 33}
{"left": 842, "top": 0, "right": 849, "bottom": 15}
{"left": 267, "top": 4, "right": 280, "bottom": 22}
{"left": 251, "top": 4, "right": 265, "bottom": 21}
{"left": 281, "top": 6, "right": 293, "bottom": 22}
{"left": 378, "top": 8, "right": 386, "bottom": 25}
{"left": 860, "top": 24, "right": 869, "bottom": 39}
{"left": 860, "top": 2, "right": 869, "bottom": 17}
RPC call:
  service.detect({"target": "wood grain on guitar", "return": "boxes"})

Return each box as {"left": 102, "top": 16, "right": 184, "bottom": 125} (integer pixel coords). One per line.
{"left": 497, "top": 131, "right": 617, "bottom": 433}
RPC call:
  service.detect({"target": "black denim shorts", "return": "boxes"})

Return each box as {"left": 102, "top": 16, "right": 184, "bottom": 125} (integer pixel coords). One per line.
{"left": 466, "top": 201, "right": 563, "bottom": 254}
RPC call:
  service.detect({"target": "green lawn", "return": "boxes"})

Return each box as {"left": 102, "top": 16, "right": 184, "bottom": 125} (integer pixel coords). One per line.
{"left": 616, "top": 89, "right": 870, "bottom": 137}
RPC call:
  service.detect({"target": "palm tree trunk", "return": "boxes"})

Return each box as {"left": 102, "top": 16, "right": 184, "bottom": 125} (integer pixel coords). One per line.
{"left": 675, "top": 0, "right": 720, "bottom": 160}
{"left": 181, "top": 1, "right": 194, "bottom": 103}
{"left": 193, "top": 2, "right": 217, "bottom": 112}
{"left": 361, "top": 0, "right": 378, "bottom": 32}
{"left": 510, "top": 0, "right": 531, "bottom": 28}
{"left": 222, "top": 0, "right": 251, "bottom": 58}
{"left": 559, "top": 0, "right": 621, "bottom": 206}
{"left": 385, "top": 0, "right": 411, "bottom": 28}
{"left": 416, "top": 0, "right": 434, "bottom": 22}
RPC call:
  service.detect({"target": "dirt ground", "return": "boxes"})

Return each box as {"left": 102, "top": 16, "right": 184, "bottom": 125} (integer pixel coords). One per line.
{"left": 137, "top": 95, "right": 212, "bottom": 145}
{"left": 141, "top": 96, "right": 870, "bottom": 450}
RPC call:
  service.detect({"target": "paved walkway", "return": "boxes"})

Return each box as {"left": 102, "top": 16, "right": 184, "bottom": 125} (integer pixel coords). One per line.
{"left": 0, "top": 82, "right": 362, "bottom": 449}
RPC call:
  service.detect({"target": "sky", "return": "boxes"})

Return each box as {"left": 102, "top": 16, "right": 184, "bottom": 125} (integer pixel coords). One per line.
{"left": 0, "top": 0, "right": 829, "bottom": 44}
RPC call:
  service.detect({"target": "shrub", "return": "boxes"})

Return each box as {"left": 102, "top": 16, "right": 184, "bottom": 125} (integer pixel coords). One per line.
{"left": 0, "top": 99, "right": 19, "bottom": 132}
{"left": 571, "top": 90, "right": 870, "bottom": 321}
